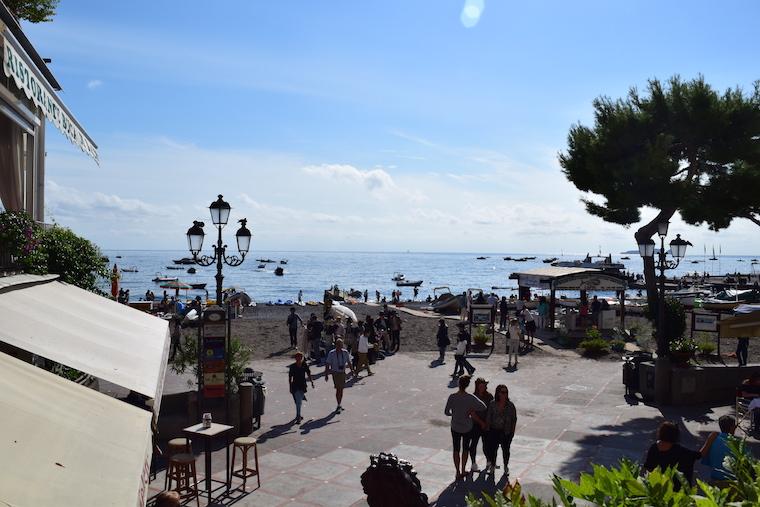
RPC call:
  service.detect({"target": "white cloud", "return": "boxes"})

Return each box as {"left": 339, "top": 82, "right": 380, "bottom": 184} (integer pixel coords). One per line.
{"left": 87, "top": 79, "right": 103, "bottom": 89}
{"left": 302, "top": 164, "right": 395, "bottom": 192}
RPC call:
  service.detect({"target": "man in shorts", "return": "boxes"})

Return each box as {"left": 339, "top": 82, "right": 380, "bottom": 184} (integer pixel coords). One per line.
{"left": 444, "top": 375, "right": 487, "bottom": 481}
{"left": 325, "top": 338, "right": 355, "bottom": 413}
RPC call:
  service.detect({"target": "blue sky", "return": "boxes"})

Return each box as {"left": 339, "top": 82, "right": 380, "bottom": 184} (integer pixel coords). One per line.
{"left": 22, "top": 0, "right": 760, "bottom": 253}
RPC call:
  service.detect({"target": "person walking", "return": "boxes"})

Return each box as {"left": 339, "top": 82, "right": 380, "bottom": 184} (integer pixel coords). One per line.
{"left": 363, "top": 289, "right": 368, "bottom": 303}
{"left": 355, "top": 325, "right": 373, "bottom": 377}
{"left": 297, "top": 289, "right": 303, "bottom": 304}
{"left": 484, "top": 384, "right": 517, "bottom": 476}
{"left": 436, "top": 319, "right": 450, "bottom": 364}
{"left": 306, "top": 314, "right": 324, "bottom": 364}
{"left": 324, "top": 338, "right": 354, "bottom": 413}
{"left": 470, "top": 378, "right": 494, "bottom": 472}
{"left": 389, "top": 310, "right": 402, "bottom": 352}
{"left": 286, "top": 307, "right": 303, "bottom": 349}
{"left": 507, "top": 317, "right": 521, "bottom": 368}
{"left": 288, "top": 351, "right": 314, "bottom": 423}
{"left": 537, "top": 296, "right": 549, "bottom": 329}
{"left": 453, "top": 323, "right": 475, "bottom": 377}
{"left": 521, "top": 307, "right": 536, "bottom": 347}
{"left": 498, "top": 296, "right": 508, "bottom": 331}
{"left": 444, "top": 375, "right": 487, "bottom": 481}
{"left": 737, "top": 337, "right": 750, "bottom": 366}
{"left": 591, "top": 295, "right": 601, "bottom": 327}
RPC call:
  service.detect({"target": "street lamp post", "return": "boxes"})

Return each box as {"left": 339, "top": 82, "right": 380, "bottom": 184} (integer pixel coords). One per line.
{"left": 638, "top": 221, "right": 691, "bottom": 404}
{"left": 186, "top": 195, "right": 252, "bottom": 304}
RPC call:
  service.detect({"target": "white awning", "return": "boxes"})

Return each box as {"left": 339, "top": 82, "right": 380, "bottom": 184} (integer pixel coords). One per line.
{"left": 2, "top": 29, "right": 98, "bottom": 162}
{"left": 0, "top": 274, "right": 170, "bottom": 414}
{"left": 0, "top": 352, "right": 152, "bottom": 507}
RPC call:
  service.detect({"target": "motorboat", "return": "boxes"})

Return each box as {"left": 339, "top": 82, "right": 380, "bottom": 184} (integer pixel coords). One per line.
{"left": 152, "top": 274, "right": 178, "bottom": 283}
{"left": 121, "top": 266, "right": 138, "bottom": 272}
{"left": 274, "top": 267, "right": 284, "bottom": 276}
{"left": 257, "top": 264, "right": 266, "bottom": 269}
{"left": 187, "top": 267, "right": 196, "bottom": 274}
{"left": 703, "top": 289, "right": 760, "bottom": 310}
{"left": 396, "top": 280, "right": 423, "bottom": 287}
{"left": 542, "top": 257, "right": 558, "bottom": 263}
{"left": 524, "top": 256, "right": 536, "bottom": 260}
{"left": 280, "top": 259, "right": 288, "bottom": 264}
{"left": 431, "top": 287, "right": 464, "bottom": 315}
{"left": 172, "top": 257, "right": 196, "bottom": 265}
{"left": 256, "top": 258, "right": 275, "bottom": 263}
{"left": 166, "top": 266, "right": 184, "bottom": 270}
{"left": 668, "top": 287, "right": 711, "bottom": 307}
{"left": 476, "top": 256, "right": 488, "bottom": 260}
{"left": 620, "top": 256, "right": 630, "bottom": 260}
{"left": 392, "top": 273, "right": 405, "bottom": 282}
{"left": 503, "top": 256, "right": 512, "bottom": 261}
{"left": 190, "top": 283, "right": 206, "bottom": 290}
{"left": 115, "top": 255, "right": 122, "bottom": 259}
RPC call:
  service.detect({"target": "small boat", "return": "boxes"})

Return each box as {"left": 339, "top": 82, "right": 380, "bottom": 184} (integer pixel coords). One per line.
{"left": 274, "top": 267, "right": 284, "bottom": 276}
{"left": 257, "top": 264, "right": 266, "bottom": 269}
{"left": 187, "top": 267, "right": 196, "bottom": 274}
{"left": 396, "top": 280, "right": 423, "bottom": 287}
{"left": 115, "top": 255, "right": 122, "bottom": 259}
{"left": 476, "top": 256, "right": 488, "bottom": 260}
{"left": 121, "top": 266, "right": 138, "bottom": 272}
{"left": 542, "top": 257, "right": 558, "bottom": 263}
{"left": 691, "top": 260, "right": 702, "bottom": 264}
{"left": 513, "top": 257, "right": 528, "bottom": 262}
{"left": 280, "top": 259, "right": 288, "bottom": 265}
{"left": 190, "top": 283, "right": 207, "bottom": 290}
{"left": 620, "top": 256, "right": 630, "bottom": 260}
{"left": 166, "top": 266, "right": 184, "bottom": 270}
{"left": 709, "top": 247, "right": 718, "bottom": 261}
{"left": 256, "top": 258, "right": 275, "bottom": 263}
{"left": 392, "top": 273, "right": 405, "bottom": 282}
{"left": 524, "top": 256, "right": 536, "bottom": 260}
{"left": 172, "top": 257, "right": 196, "bottom": 265}
{"left": 152, "top": 275, "right": 178, "bottom": 283}
{"left": 503, "top": 256, "right": 512, "bottom": 261}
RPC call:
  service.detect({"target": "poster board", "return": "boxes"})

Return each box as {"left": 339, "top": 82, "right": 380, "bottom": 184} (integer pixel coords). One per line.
{"left": 471, "top": 304, "right": 493, "bottom": 325}
{"left": 202, "top": 307, "right": 227, "bottom": 398}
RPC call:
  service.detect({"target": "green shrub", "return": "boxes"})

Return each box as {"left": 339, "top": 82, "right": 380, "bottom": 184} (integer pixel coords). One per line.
{"left": 610, "top": 339, "right": 625, "bottom": 352}
{"left": 670, "top": 336, "right": 697, "bottom": 354}
{"left": 171, "top": 335, "right": 253, "bottom": 391}
{"left": 473, "top": 325, "right": 489, "bottom": 346}
{"left": 579, "top": 337, "right": 608, "bottom": 356}
{"left": 466, "top": 442, "right": 760, "bottom": 506}
{"left": 697, "top": 340, "right": 716, "bottom": 355}
{"left": 585, "top": 326, "right": 602, "bottom": 340}
{"left": 645, "top": 297, "right": 687, "bottom": 343}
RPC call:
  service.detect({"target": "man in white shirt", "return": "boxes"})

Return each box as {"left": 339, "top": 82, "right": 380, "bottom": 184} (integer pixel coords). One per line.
{"left": 355, "top": 327, "right": 373, "bottom": 377}
{"left": 325, "top": 338, "right": 355, "bottom": 413}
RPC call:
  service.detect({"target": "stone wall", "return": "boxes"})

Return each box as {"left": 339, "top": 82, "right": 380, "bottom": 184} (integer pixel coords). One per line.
{"left": 638, "top": 362, "right": 760, "bottom": 405}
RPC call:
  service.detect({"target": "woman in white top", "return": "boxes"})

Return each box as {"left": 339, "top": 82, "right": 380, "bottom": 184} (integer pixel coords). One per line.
{"left": 507, "top": 318, "right": 521, "bottom": 369}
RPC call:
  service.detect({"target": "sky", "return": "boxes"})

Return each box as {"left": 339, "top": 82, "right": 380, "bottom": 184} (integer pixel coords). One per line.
{"left": 19, "top": 0, "right": 760, "bottom": 254}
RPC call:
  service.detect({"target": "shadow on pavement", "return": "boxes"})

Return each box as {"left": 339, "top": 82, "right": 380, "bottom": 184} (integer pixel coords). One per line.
{"left": 300, "top": 410, "right": 338, "bottom": 434}
{"left": 430, "top": 472, "right": 507, "bottom": 506}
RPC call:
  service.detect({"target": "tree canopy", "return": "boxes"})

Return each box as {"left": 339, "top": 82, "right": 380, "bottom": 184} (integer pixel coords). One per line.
{"left": 559, "top": 76, "right": 760, "bottom": 231}
{"left": 5, "top": 0, "right": 58, "bottom": 23}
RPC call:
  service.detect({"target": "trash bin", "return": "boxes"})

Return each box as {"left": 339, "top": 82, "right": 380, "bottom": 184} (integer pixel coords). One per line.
{"left": 622, "top": 351, "right": 652, "bottom": 395}
{"left": 251, "top": 378, "right": 266, "bottom": 430}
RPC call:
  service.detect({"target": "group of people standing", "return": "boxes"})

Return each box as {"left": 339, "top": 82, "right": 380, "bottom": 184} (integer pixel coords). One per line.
{"left": 445, "top": 375, "right": 518, "bottom": 481}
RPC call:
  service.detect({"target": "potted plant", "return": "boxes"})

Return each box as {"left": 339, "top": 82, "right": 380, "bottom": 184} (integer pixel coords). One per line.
{"left": 472, "top": 325, "right": 489, "bottom": 350}
{"left": 669, "top": 336, "right": 696, "bottom": 365}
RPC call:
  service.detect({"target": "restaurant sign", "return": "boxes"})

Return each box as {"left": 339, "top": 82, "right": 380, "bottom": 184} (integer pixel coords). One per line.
{"left": 2, "top": 30, "right": 98, "bottom": 162}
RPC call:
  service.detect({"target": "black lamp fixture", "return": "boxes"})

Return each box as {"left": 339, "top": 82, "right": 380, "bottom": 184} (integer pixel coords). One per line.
{"left": 186, "top": 195, "right": 251, "bottom": 304}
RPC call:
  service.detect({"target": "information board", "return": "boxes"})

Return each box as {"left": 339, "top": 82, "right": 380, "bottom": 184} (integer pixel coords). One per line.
{"left": 202, "top": 307, "right": 227, "bottom": 398}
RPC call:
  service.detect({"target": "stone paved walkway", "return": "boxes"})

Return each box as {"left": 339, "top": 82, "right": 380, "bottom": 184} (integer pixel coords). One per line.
{"left": 151, "top": 348, "right": 748, "bottom": 506}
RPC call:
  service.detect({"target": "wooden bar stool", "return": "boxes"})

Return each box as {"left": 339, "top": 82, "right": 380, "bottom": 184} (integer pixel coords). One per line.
{"left": 166, "top": 453, "right": 200, "bottom": 507}
{"left": 164, "top": 438, "right": 192, "bottom": 489}
{"left": 229, "top": 437, "right": 260, "bottom": 490}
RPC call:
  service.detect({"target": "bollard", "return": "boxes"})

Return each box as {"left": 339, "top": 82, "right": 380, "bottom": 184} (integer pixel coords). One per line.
{"left": 238, "top": 382, "right": 253, "bottom": 435}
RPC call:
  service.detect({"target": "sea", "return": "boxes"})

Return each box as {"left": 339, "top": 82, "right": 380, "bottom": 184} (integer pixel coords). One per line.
{"left": 102, "top": 250, "right": 759, "bottom": 304}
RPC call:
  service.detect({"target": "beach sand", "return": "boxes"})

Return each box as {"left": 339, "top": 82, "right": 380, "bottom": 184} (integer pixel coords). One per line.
{"left": 231, "top": 303, "right": 519, "bottom": 359}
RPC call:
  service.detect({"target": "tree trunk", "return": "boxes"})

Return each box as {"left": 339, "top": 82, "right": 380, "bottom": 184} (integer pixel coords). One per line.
{"left": 633, "top": 208, "right": 676, "bottom": 350}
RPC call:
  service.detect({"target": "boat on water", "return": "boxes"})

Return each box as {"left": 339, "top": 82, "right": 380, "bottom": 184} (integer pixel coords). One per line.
{"left": 121, "top": 266, "right": 138, "bottom": 272}
{"left": 553, "top": 253, "right": 625, "bottom": 271}
{"left": 702, "top": 289, "right": 760, "bottom": 310}
{"left": 392, "top": 273, "right": 405, "bottom": 281}
{"left": 503, "top": 256, "right": 512, "bottom": 261}
{"left": 709, "top": 246, "right": 718, "bottom": 261}
{"left": 280, "top": 259, "right": 288, "bottom": 264}
{"left": 172, "top": 257, "right": 196, "bottom": 265}
{"left": 476, "top": 256, "right": 488, "bottom": 260}
{"left": 524, "top": 256, "right": 536, "bottom": 260}
{"left": 190, "top": 283, "right": 206, "bottom": 290}
{"left": 542, "top": 257, "right": 558, "bottom": 263}
{"left": 396, "top": 280, "right": 423, "bottom": 287}
{"left": 115, "top": 255, "right": 122, "bottom": 259}
{"left": 430, "top": 286, "right": 463, "bottom": 315}
{"left": 257, "top": 263, "right": 266, "bottom": 269}
{"left": 513, "top": 257, "right": 529, "bottom": 262}
{"left": 620, "top": 256, "right": 630, "bottom": 260}
{"left": 166, "top": 266, "right": 184, "bottom": 270}
{"left": 257, "top": 258, "right": 275, "bottom": 263}
{"left": 274, "top": 267, "right": 284, "bottom": 276}
{"left": 187, "top": 267, "right": 196, "bottom": 274}
{"left": 152, "top": 274, "right": 178, "bottom": 283}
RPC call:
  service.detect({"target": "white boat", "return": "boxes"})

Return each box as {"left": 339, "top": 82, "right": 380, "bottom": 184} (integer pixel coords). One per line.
{"left": 121, "top": 266, "right": 138, "bottom": 273}
{"left": 553, "top": 253, "right": 625, "bottom": 271}
{"left": 392, "top": 273, "right": 405, "bottom": 282}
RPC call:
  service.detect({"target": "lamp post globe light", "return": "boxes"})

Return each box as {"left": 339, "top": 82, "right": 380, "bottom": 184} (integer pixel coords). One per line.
{"left": 637, "top": 222, "right": 692, "bottom": 404}
{"left": 185, "top": 195, "right": 251, "bottom": 305}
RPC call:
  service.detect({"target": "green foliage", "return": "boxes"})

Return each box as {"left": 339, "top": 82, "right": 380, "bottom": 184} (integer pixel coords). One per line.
{"left": 579, "top": 338, "right": 609, "bottom": 356}
{"left": 0, "top": 211, "right": 107, "bottom": 292}
{"left": 585, "top": 326, "right": 602, "bottom": 340}
{"left": 670, "top": 336, "right": 697, "bottom": 354}
{"left": 466, "top": 444, "right": 760, "bottom": 506}
{"left": 610, "top": 339, "right": 626, "bottom": 352}
{"left": 559, "top": 76, "right": 760, "bottom": 230}
{"left": 473, "top": 325, "right": 490, "bottom": 346}
{"left": 5, "top": 0, "right": 58, "bottom": 23}
{"left": 171, "top": 334, "right": 253, "bottom": 390}
{"left": 646, "top": 298, "right": 687, "bottom": 343}
{"left": 696, "top": 339, "right": 716, "bottom": 356}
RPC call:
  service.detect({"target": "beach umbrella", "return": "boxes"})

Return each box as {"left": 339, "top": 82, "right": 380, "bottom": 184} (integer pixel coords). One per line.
{"left": 159, "top": 280, "right": 192, "bottom": 297}
{"left": 227, "top": 291, "right": 253, "bottom": 307}
{"left": 330, "top": 302, "right": 358, "bottom": 323}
